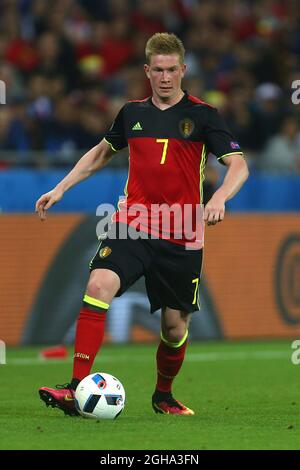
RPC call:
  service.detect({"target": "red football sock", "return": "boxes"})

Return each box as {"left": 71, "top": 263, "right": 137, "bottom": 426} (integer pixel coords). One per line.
{"left": 72, "top": 296, "right": 108, "bottom": 383}
{"left": 156, "top": 335, "right": 188, "bottom": 393}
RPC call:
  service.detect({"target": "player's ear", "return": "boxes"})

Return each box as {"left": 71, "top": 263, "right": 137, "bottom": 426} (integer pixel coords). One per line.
{"left": 181, "top": 63, "right": 187, "bottom": 77}
{"left": 144, "top": 64, "right": 150, "bottom": 79}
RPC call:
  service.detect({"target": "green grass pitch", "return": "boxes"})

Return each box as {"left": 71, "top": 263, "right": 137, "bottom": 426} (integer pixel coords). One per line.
{"left": 0, "top": 341, "right": 299, "bottom": 450}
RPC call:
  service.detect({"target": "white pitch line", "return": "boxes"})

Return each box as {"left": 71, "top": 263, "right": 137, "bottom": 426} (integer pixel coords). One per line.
{"left": 186, "top": 351, "right": 289, "bottom": 361}
{"left": 3, "top": 350, "right": 289, "bottom": 366}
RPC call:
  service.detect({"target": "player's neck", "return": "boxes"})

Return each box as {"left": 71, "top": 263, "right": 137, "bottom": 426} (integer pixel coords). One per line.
{"left": 151, "top": 89, "right": 185, "bottom": 110}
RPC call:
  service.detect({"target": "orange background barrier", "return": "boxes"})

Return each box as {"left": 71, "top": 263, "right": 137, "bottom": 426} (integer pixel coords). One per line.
{"left": 204, "top": 214, "right": 300, "bottom": 338}
{"left": 0, "top": 215, "right": 83, "bottom": 345}
{"left": 1, "top": 214, "right": 300, "bottom": 345}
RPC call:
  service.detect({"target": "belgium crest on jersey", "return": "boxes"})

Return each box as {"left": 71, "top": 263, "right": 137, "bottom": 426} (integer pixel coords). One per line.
{"left": 179, "top": 118, "right": 195, "bottom": 138}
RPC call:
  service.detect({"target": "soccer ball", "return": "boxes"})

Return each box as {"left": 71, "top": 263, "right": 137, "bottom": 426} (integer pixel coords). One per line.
{"left": 75, "top": 372, "right": 125, "bottom": 419}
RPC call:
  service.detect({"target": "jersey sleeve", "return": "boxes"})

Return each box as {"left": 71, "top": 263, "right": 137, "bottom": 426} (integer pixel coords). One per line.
{"left": 203, "top": 107, "right": 244, "bottom": 164}
{"left": 104, "top": 106, "right": 128, "bottom": 152}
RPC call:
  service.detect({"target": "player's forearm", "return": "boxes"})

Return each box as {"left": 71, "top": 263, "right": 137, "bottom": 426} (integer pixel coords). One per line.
{"left": 55, "top": 143, "right": 111, "bottom": 194}
{"left": 214, "top": 157, "right": 249, "bottom": 202}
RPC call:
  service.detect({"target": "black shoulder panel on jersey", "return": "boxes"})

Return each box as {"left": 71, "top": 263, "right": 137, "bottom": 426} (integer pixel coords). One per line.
{"left": 123, "top": 97, "right": 207, "bottom": 142}
{"left": 202, "top": 106, "right": 243, "bottom": 160}
{"left": 105, "top": 93, "right": 243, "bottom": 157}
{"left": 104, "top": 105, "right": 128, "bottom": 151}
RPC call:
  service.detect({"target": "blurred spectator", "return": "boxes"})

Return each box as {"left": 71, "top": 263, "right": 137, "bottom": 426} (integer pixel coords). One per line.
{"left": 0, "top": 102, "right": 42, "bottom": 154}
{"left": 0, "top": 63, "right": 24, "bottom": 102}
{"left": 260, "top": 115, "right": 300, "bottom": 172}
{"left": 131, "top": 0, "right": 166, "bottom": 35}
{"left": 223, "top": 85, "right": 258, "bottom": 152}
{"left": 3, "top": 8, "right": 39, "bottom": 72}
{"left": 99, "top": 16, "right": 134, "bottom": 77}
{"left": 76, "top": 106, "right": 108, "bottom": 149}
{"left": 27, "top": 74, "right": 53, "bottom": 120}
{"left": 41, "top": 96, "right": 80, "bottom": 154}
{"left": 253, "top": 82, "right": 285, "bottom": 148}
{"left": 36, "top": 31, "right": 77, "bottom": 90}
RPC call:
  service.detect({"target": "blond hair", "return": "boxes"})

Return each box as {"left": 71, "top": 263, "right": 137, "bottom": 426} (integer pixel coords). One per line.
{"left": 145, "top": 32, "right": 185, "bottom": 64}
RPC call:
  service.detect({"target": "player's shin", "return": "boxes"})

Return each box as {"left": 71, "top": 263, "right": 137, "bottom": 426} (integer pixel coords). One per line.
{"left": 71, "top": 295, "right": 109, "bottom": 390}
{"left": 155, "top": 330, "right": 188, "bottom": 393}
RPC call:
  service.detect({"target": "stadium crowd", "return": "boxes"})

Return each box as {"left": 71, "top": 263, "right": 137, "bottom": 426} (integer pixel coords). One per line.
{"left": 0, "top": 0, "right": 300, "bottom": 172}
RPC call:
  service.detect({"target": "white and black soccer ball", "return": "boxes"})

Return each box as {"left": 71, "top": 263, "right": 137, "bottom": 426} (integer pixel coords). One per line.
{"left": 75, "top": 372, "right": 125, "bottom": 419}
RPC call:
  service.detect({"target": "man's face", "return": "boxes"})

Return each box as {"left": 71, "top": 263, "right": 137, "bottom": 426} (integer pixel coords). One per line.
{"left": 144, "top": 54, "right": 186, "bottom": 100}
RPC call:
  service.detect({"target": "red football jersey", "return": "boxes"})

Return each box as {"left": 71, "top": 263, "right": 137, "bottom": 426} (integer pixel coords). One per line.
{"left": 105, "top": 92, "right": 243, "bottom": 248}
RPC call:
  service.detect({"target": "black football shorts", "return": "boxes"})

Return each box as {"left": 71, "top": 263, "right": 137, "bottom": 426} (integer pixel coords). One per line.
{"left": 89, "top": 223, "right": 203, "bottom": 313}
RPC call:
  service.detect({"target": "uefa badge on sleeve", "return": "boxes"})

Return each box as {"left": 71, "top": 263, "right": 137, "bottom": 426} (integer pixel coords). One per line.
{"left": 230, "top": 141, "right": 241, "bottom": 150}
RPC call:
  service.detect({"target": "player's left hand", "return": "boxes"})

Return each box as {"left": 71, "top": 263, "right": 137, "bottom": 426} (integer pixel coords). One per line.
{"left": 204, "top": 195, "right": 225, "bottom": 226}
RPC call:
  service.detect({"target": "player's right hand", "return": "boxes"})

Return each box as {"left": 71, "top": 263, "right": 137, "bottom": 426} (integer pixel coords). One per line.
{"left": 35, "top": 188, "right": 63, "bottom": 221}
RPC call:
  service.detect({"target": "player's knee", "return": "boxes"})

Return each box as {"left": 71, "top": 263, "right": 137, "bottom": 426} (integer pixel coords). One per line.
{"left": 163, "top": 325, "right": 187, "bottom": 345}
{"left": 86, "top": 278, "right": 115, "bottom": 304}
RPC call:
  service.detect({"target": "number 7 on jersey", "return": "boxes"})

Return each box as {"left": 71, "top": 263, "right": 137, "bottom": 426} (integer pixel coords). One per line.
{"left": 156, "top": 139, "right": 169, "bottom": 165}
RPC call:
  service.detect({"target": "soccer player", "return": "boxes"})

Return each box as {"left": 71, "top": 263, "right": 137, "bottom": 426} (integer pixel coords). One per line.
{"left": 36, "top": 33, "right": 248, "bottom": 416}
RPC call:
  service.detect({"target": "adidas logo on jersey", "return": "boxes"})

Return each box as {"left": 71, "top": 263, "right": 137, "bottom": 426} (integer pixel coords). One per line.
{"left": 132, "top": 122, "right": 143, "bottom": 130}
